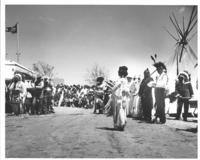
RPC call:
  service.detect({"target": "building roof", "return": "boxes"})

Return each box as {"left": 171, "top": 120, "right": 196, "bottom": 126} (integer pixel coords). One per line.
{"left": 5, "top": 59, "right": 35, "bottom": 74}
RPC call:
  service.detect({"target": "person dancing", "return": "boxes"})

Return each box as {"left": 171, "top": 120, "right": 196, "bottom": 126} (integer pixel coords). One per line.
{"left": 112, "top": 66, "right": 130, "bottom": 131}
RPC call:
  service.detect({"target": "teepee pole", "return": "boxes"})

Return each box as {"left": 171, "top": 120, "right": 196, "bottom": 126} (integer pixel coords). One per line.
{"left": 182, "top": 17, "right": 185, "bottom": 33}
{"left": 177, "top": 49, "right": 179, "bottom": 75}
{"left": 163, "top": 27, "right": 178, "bottom": 41}
{"left": 188, "top": 31, "right": 197, "bottom": 42}
{"left": 172, "top": 13, "right": 183, "bottom": 36}
{"left": 179, "top": 44, "right": 185, "bottom": 62}
{"left": 169, "top": 16, "right": 182, "bottom": 37}
{"left": 187, "top": 20, "right": 197, "bottom": 35}
{"left": 185, "top": 7, "right": 196, "bottom": 35}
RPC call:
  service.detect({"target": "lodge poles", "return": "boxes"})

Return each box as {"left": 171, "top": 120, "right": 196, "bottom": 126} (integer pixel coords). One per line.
{"left": 165, "top": 6, "right": 197, "bottom": 76}
{"left": 176, "top": 49, "right": 179, "bottom": 75}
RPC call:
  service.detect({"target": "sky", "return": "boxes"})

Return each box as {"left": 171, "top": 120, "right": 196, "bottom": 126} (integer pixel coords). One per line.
{"left": 6, "top": 5, "right": 197, "bottom": 85}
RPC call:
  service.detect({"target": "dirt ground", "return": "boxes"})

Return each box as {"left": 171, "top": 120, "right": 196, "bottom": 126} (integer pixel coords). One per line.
{"left": 6, "top": 107, "right": 197, "bottom": 158}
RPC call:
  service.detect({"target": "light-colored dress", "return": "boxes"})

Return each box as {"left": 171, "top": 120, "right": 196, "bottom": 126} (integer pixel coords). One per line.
{"left": 112, "top": 78, "right": 130, "bottom": 130}
{"left": 127, "top": 81, "right": 136, "bottom": 116}
{"left": 131, "top": 81, "right": 142, "bottom": 118}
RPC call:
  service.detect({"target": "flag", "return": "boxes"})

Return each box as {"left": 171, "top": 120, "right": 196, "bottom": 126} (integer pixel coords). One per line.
{"left": 6, "top": 23, "right": 17, "bottom": 33}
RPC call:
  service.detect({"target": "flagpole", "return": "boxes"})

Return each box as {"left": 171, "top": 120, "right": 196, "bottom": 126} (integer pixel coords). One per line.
{"left": 16, "top": 22, "right": 21, "bottom": 63}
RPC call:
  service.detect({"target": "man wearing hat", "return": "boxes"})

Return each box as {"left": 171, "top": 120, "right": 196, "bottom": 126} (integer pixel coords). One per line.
{"left": 175, "top": 71, "right": 193, "bottom": 121}
{"left": 149, "top": 62, "right": 168, "bottom": 124}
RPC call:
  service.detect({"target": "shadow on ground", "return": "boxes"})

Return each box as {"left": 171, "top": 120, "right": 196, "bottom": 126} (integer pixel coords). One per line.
{"left": 96, "top": 127, "right": 118, "bottom": 131}
{"left": 167, "top": 118, "right": 197, "bottom": 123}
{"left": 176, "top": 127, "right": 198, "bottom": 133}
{"left": 68, "top": 113, "right": 84, "bottom": 116}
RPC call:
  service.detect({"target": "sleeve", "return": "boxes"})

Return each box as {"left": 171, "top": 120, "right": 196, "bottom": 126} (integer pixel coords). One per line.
{"left": 21, "top": 82, "right": 27, "bottom": 97}
{"left": 8, "top": 82, "right": 14, "bottom": 90}
{"left": 188, "top": 83, "right": 194, "bottom": 96}
{"left": 52, "top": 87, "right": 56, "bottom": 96}
{"left": 101, "top": 83, "right": 107, "bottom": 91}
{"left": 41, "top": 81, "right": 44, "bottom": 88}
{"left": 8, "top": 83, "right": 14, "bottom": 98}
{"left": 112, "top": 80, "right": 121, "bottom": 93}
{"left": 175, "top": 81, "right": 179, "bottom": 93}
{"left": 156, "top": 74, "right": 168, "bottom": 88}
{"left": 129, "top": 82, "right": 135, "bottom": 93}
{"left": 147, "top": 81, "right": 156, "bottom": 88}
{"left": 36, "top": 81, "right": 44, "bottom": 88}
{"left": 138, "top": 82, "right": 143, "bottom": 96}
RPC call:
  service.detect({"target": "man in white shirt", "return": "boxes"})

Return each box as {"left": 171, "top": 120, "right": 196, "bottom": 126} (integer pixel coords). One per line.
{"left": 149, "top": 62, "right": 168, "bottom": 124}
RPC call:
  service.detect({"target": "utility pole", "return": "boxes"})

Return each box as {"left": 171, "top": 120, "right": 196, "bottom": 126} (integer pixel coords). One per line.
{"left": 16, "top": 22, "right": 21, "bottom": 63}
{"left": 16, "top": 52, "right": 21, "bottom": 63}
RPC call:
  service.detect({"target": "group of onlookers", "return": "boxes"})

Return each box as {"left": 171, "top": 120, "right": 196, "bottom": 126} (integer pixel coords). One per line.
{"left": 53, "top": 80, "right": 113, "bottom": 112}
{"left": 54, "top": 84, "right": 95, "bottom": 109}
{"left": 5, "top": 74, "right": 55, "bottom": 115}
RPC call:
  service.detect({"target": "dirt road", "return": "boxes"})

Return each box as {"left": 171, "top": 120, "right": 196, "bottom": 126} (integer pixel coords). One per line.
{"left": 6, "top": 107, "right": 197, "bottom": 158}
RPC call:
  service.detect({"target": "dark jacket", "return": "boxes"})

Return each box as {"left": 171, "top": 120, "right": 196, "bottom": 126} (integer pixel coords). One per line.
{"left": 175, "top": 81, "right": 193, "bottom": 98}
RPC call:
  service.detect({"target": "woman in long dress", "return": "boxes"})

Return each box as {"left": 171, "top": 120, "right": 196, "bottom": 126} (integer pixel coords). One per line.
{"left": 138, "top": 68, "right": 153, "bottom": 122}
{"left": 131, "top": 76, "right": 143, "bottom": 119}
{"left": 126, "top": 76, "right": 133, "bottom": 117}
{"left": 112, "top": 66, "right": 130, "bottom": 131}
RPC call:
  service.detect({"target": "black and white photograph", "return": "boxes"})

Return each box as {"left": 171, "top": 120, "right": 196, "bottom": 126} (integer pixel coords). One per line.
{"left": 1, "top": 0, "right": 198, "bottom": 158}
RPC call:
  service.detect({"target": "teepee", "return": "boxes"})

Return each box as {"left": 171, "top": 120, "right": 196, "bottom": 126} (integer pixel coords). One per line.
{"left": 164, "top": 6, "right": 197, "bottom": 75}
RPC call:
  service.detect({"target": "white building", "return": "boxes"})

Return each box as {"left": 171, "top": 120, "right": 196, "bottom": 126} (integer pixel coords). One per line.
{"left": 5, "top": 60, "right": 36, "bottom": 88}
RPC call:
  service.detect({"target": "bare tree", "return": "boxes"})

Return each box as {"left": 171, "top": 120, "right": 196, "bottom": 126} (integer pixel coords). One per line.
{"left": 85, "top": 63, "right": 109, "bottom": 85}
{"left": 32, "top": 61, "right": 55, "bottom": 78}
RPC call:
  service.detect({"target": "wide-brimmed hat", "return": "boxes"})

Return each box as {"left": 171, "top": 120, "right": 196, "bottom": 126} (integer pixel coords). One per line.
{"left": 153, "top": 62, "right": 166, "bottom": 70}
